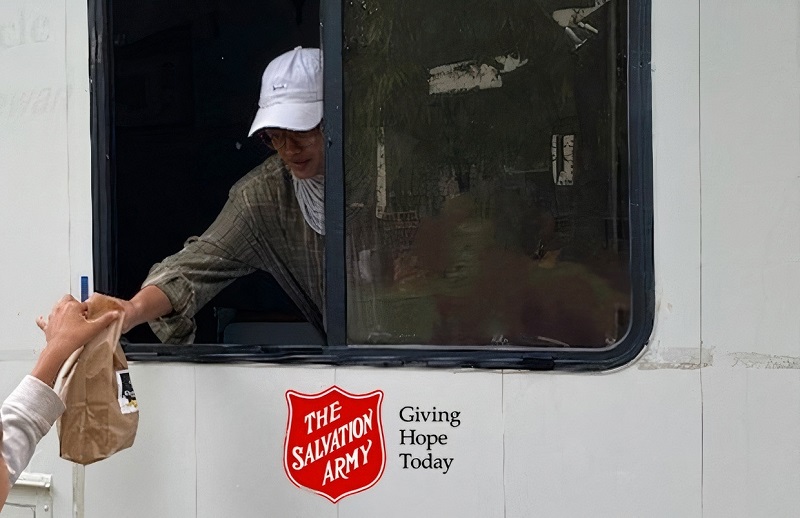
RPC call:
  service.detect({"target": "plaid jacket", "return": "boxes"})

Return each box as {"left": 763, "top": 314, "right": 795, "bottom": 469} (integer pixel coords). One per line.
{"left": 143, "top": 155, "right": 324, "bottom": 344}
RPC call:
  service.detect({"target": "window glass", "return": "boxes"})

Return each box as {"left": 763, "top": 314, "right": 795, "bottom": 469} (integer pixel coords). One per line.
{"left": 343, "top": 0, "right": 630, "bottom": 346}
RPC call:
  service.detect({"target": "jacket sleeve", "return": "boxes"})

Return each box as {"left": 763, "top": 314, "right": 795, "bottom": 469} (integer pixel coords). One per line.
{"left": 1, "top": 376, "right": 65, "bottom": 485}
{"left": 142, "top": 187, "right": 260, "bottom": 344}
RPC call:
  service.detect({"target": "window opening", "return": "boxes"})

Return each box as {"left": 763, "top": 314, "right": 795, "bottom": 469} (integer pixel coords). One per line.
{"left": 92, "top": 0, "right": 654, "bottom": 369}
{"left": 97, "top": 0, "right": 322, "bottom": 344}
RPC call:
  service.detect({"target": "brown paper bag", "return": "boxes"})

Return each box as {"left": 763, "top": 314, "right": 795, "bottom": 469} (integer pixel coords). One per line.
{"left": 57, "top": 294, "right": 139, "bottom": 465}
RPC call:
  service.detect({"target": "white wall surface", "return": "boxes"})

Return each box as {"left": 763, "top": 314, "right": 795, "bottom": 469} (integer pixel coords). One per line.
{"left": 194, "top": 366, "right": 337, "bottom": 518}
{"left": 1, "top": 0, "right": 92, "bottom": 515}
{"left": 84, "top": 365, "right": 198, "bottom": 518}
{"left": 0, "top": 0, "right": 71, "bottom": 353}
{"left": 644, "top": 0, "right": 702, "bottom": 370}
{"left": 80, "top": 362, "right": 700, "bottom": 518}
{"left": 700, "top": 1, "right": 800, "bottom": 516}
{"left": 701, "top": 0, "right": 800, "bottom": 359}
{"left": 504, "top": 369, "right": 701, "bottom": 518}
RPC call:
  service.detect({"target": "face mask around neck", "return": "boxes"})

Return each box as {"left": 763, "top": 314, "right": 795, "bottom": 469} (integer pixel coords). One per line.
{"left": 293, "top": 175, "right": 325, "bottom": 235}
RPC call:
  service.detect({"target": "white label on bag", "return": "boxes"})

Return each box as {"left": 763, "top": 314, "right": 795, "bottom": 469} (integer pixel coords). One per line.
{"left": 116, "top": 369, "right": 139, "bottom": 414}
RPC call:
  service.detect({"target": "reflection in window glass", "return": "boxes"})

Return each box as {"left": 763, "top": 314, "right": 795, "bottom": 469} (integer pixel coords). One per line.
{"left": 343, "top": 0, "right": 630, "bottom": 347}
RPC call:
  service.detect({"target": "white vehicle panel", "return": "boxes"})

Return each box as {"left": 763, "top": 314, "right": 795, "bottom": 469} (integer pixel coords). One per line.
{"left": 1, "top": 0, "right": 799, "bottom": 516}
{"left": 84, "top": 365, "right": 197, "bottom": 518}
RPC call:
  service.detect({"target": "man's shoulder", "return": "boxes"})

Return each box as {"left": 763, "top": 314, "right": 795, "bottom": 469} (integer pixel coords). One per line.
{"left": 230, "top": 155, "right": 290, "bottom": 198}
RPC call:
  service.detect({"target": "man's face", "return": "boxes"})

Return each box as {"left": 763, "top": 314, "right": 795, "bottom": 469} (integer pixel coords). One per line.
{"left": 264, "top": 127, "right": 325, "bottom": 180}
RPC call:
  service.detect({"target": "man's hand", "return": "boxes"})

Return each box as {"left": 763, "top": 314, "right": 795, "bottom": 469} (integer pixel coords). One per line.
{"left": 32, "top": 295, "right": 120, "bottom": 387}
{"left": 120, "top": 285, "right": 173, "bottom": 333}
{"left": 108, "top": 296, "right": 138, "bottom": 334}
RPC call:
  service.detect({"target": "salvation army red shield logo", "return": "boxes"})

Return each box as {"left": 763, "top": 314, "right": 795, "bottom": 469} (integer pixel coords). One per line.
{"left": 284, "top": 386, "right": 385, "bottom": 503}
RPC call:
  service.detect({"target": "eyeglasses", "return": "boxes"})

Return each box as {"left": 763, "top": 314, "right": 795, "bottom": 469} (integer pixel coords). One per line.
{"left": 257, "top": 126, "right": 321, "bottom": 151}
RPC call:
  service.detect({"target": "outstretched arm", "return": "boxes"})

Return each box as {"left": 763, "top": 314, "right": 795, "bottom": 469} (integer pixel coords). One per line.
{"left": 1, "top": 296, "right": 118, "bottom": 509}
{"left": 117, "top": 285, "right": 173, "bottom": 335}
{"left": 132, "top": 193, "right": 259, "bottom": 343}
{"left": 31, "top": 295, "right": 121, "bottom": 387}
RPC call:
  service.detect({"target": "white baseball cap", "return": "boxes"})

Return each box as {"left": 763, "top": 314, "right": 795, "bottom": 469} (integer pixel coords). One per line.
{"left": 248, "top": 46, "right": 323, "bottom": 136}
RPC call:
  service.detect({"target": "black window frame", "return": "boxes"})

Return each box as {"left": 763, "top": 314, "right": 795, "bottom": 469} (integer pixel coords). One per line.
{"left": 90, "top": 0, "right": 654, "bottom": 371}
